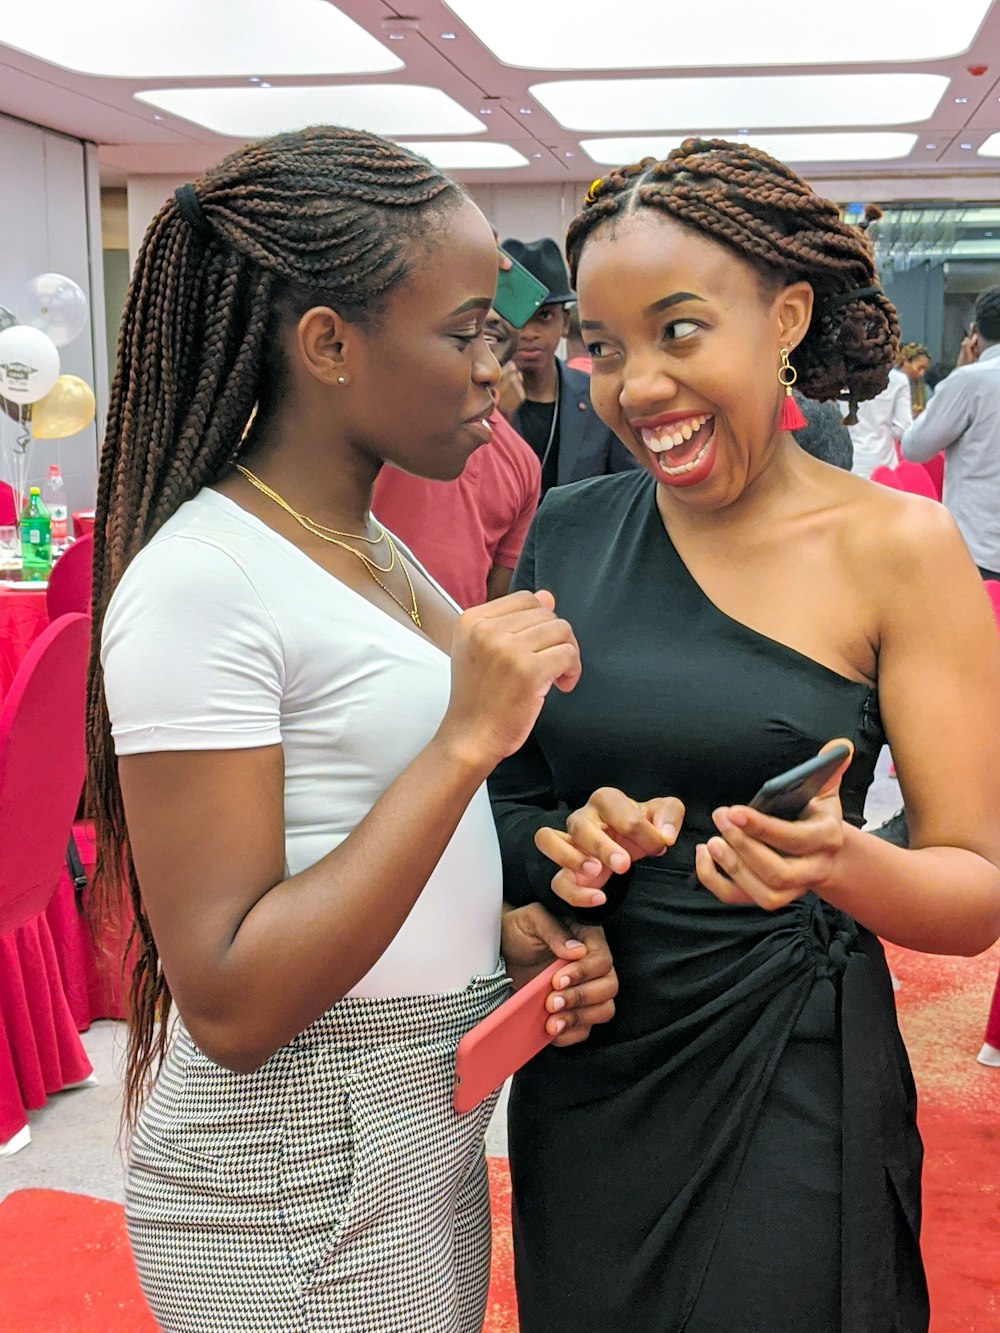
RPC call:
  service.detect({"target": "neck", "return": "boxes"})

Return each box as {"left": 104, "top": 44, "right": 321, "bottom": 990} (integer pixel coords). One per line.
{"left": 236, "top": 412, "right": 377, "bottom": 532}
{"left": 521, "top": 357, "right": 559, "bottom": 403}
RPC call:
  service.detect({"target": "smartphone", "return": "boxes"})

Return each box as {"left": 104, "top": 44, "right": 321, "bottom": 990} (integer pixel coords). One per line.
{"left": 453, "top": 959, "right": 563, "bottom": 1115}
{"left": 492, "top": 250, "right": 550, "bottom": 329}
{"left": 748, "top": 744, "right": 852, "bottom": 820}
{"left": 685, "top": 743, "right": 852, "bottom": 888}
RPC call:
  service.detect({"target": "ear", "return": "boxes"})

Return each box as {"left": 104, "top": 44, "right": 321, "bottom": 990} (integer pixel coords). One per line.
{"left": 294, "top": 306, "right": 354, "bottom": 387}
{"left": 774, "top": 281, "right": 814, "bottom": 350}
{"left": 560, "top": 306, "right": 571, "bottom": 336}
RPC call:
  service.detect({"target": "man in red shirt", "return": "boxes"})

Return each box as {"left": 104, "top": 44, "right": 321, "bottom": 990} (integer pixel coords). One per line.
{"left": 372, "top": 310, "right": 541, "bottom": 608}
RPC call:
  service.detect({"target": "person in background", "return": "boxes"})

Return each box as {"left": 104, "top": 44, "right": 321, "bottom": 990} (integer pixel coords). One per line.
{"left": 898, "top": 341, "right": 931, "bottom": 416}
{"left": 502, "top": 236, "right": 636, "bottom": 494}
{"left": 88, "top": 125, "right": 616, "bottom": 1332}
{"left": 373, "top": 307, "right": 542, "bottom": 606}
{"left": 791, "top": 390, "right": 854, "bottom": 471}
{"left": 490, "top": 138, "right": 1000, "bottom": 1333}
{"left": 565, "top": 303, "right": 592, "bottom": 372}
{"left": 902, "top": 286, "right": 1000, "bottom": 581}
{"left": 842, "top": 361, "right": 912, "bottom": 478}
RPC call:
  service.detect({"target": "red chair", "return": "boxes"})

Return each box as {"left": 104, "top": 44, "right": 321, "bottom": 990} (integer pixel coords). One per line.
{"left": 870, "top": 465, "right": 900, "bottom": 489}
{"left": 984, "top": 579, "right": 1000, "bottom": 626}
{"left": 71, "top": 510, "right": 96, "bottom": 539}
{"left": 46, "top": 533, "right": 93, "bottom": 621}
{"left": 0, "top": 481, "right": 15, "bottom": 527}
{"left": 892, "top": 460, "right": 939, "bottom": 500}
{"left": 921, "top": 452, "right": 944, "bottom": 500}
{"left": 0, "top": 614, "right": 93, "bottom": 1153}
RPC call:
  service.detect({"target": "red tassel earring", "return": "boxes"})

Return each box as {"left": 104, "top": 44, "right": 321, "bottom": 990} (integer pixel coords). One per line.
{"left": 777, "top": 347, "right": 808, "bottom": 430}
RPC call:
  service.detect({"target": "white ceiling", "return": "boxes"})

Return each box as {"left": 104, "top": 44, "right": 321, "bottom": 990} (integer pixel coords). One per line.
{"left": 4, "top": 0, "right": 1000, "bottom": 191}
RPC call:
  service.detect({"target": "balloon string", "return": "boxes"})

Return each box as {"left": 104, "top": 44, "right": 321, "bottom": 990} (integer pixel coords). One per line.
{"left": 15, "top": 404, "right": 31, "bottom": 453}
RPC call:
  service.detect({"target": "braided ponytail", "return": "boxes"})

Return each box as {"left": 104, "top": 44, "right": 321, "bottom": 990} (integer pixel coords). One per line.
{"left": 88, "top": 126, "right": 460, "bottom": 1128}
{"left": 567, "top": 138, "right": 899, "bottom": 416}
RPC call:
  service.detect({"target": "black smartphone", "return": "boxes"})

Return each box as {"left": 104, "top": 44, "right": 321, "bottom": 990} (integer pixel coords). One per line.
{"left": 747, "top": 744, "right": 852, "bottom": 820}
{"left": 493, "top": 250, "right": 550, "bottom": 328}
{"left": 686, "top": 744, "right": 852, "bottom": 888}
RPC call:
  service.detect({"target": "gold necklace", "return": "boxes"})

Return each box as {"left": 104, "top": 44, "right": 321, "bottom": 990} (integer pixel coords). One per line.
{"left": 235, "top": 465, "right": 387, "bottom": 547}
{"left": 236, "top": 465, "right": 421, "bottom": 628}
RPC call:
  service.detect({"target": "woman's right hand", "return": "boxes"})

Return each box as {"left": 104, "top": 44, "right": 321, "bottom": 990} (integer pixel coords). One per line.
{"left": 535, "top": 788, "right": 686, "bottom": 910}
{"left": 440, "top": 589, "right": 581, "bottom": 769}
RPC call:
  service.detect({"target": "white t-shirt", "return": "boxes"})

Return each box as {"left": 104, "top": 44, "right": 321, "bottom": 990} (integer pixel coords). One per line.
{"left": 845, "top": 367, "right": 913, "bottom": 479}
{"left": 101, "top": 488, "right": 503, "bottom": 997}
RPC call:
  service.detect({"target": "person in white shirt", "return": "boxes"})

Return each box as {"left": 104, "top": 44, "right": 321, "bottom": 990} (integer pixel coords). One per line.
{"left": 902, "top": 286, "right": 1000, "bottom": 580}
{"left": 88, "top": 126, "right": 617, "bottom": 1333}
{"left": 844, "top": 364, "right": 912, "bottom": 478}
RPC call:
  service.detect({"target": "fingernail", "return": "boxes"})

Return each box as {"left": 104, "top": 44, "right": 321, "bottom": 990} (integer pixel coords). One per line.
{"left": 589, "top": 890, "right": 607, "bottom": 906}
{"left": 727, "top": 808, "right": 748, "bottom": 828}
{"left": 713, "top": 809, "right": 732, "bottom": 833}
{"left": 609, "top": 852, "right": 629, "bottom": 873}
{"left": 564, "top": 939, "right": 584, "bottom": 949}
{"left": 708, "top": 837, "right": 727, "bottom": 858}
{"left": 581, "top": 859, "right": 602, "bottom": 875}
{"left": 549, "top": 994, "right": 566, "bottom": 1011}
{"left": 553, "top": 1019, "right": 567, "bottom": 1035}
{"left": 658, "top": 822, "right": 677, "bottom": 841}
{"left": 557, "top": 973, "right": 572, "bottom": 989}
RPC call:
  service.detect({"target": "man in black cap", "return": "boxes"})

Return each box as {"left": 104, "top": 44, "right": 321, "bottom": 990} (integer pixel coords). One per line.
{"left": 502, "top": 237, "right": 636, "bottom": 494}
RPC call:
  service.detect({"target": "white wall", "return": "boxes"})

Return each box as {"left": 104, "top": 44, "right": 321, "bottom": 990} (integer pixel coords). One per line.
{"left": 0, "top": 112, "right": 105, "bottom": 517}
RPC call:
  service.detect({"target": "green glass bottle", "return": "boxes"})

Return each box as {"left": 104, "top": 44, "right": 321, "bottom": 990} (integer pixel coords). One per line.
{"left": 20, "top": 487, "right": 52, "bottom": 581}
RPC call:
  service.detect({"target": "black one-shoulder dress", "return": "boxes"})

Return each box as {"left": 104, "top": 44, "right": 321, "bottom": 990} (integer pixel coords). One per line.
{"left": 489, "top": 471, "right": 928, "bottom": 1333}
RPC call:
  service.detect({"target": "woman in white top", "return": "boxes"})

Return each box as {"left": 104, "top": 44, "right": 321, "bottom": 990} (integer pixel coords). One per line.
{"left": 89, "top": 125, "right": 617, "bottom": 1333}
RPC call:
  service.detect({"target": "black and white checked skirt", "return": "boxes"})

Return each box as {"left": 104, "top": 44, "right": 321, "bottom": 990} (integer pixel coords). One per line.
{"left": 126, "top": 967, "right": 510, "bottom": 1332}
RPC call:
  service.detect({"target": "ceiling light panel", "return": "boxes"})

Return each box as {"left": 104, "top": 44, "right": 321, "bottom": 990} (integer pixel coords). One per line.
{"left": 531, "top": 74, "right": 948, "bottom": 133}
{"left": 446, "top": 0, "right": 991, "bottom": 68}
{"left": 977, "top": 134, "right": 1000, "bottom": 157}
{"left": 134, "top": 87, "right": 486, "bottom": 139}
{"left": 580, "top": 133, "right": 919, "bottom": 165}
{"left": 398, "top": 143, "right": 529, "bottom": 170}
{"left": 0, "top": 0, "right": 403, "bottom": 78}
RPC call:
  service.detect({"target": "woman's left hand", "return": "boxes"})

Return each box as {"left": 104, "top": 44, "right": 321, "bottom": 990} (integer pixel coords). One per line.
{"left": 694, "top": 740, "right": 854, "bottom": 910}
{"left": 500, "top": 902, "right": 618, "bottom": 1046}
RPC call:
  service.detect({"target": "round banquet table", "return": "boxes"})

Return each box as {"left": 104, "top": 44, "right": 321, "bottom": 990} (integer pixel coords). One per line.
{"left": 0, "top": 582, "right": 49, "bottom": 701}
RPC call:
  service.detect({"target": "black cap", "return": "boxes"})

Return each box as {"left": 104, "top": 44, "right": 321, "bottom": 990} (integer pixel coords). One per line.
{"left": 501, "top": 237, "right": 574, "bottom": 305}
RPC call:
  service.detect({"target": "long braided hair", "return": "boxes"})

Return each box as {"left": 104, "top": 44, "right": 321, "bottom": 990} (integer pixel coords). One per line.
{"left": 568, "top": 138, "right": 899, "bottom": 418}
{"left": 87, "top": 125, "right": 461, "bottom": 1128}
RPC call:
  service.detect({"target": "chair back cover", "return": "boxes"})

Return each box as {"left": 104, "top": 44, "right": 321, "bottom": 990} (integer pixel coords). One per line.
{"left": 984, "top": 580, "right": 1000, "bottom": 631}
{"left": 0, "top": 613, "right": 90, "bottom": 935}
{"left": 891, "top": 460, "right": 939, "bottom": 500}
{"left": 46, "top": 533, "right": 94, "bottom": 621}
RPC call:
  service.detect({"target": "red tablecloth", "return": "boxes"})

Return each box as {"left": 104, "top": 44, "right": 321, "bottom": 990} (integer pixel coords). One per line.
{"left": 0, "top": 586, "right": 48, "bottom": 700}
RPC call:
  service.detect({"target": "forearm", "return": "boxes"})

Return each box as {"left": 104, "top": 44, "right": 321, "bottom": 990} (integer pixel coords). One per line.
{"left": 821, "top": 823, "right": 1000, "bottom": 956}
{"left": 193, "top": 734, "right": 491, "bottom": 1068}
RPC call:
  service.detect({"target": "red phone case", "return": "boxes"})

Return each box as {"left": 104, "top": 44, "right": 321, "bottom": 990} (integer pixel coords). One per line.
{"left": 453, "top": 960, "right": 564, "bottom": 1115}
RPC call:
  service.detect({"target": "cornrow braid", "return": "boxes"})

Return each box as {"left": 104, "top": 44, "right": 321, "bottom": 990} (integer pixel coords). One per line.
{"left": 87, "top": 125, "right": 460, "bottom": 1131}
{"left": 567, "top": 138, "right": 899, "bottom": 416}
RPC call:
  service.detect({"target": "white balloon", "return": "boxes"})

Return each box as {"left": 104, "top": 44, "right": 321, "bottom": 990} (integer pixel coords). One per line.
{"left": 17, "top": 272, "right": 88, "bottom": 348}
{"left": 0, "top": 325, "right": 60, "bottom": 404}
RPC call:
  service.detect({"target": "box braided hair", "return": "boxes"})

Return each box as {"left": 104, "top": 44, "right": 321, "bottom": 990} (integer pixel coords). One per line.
{"left": 87, "top": 125, "right": 461, "bottom": 1128}
{"left": 567, "top": 138, "right": 899, "bottom": 422}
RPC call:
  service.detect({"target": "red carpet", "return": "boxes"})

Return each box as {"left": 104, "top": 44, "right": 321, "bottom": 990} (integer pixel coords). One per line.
{"left": 0, "top": 944, "right": 996, "bottom": 1331}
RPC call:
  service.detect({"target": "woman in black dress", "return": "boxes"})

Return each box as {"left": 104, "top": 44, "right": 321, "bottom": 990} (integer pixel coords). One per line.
{"left": 490, "top": 140, "right": 1000, "bottom": 1332}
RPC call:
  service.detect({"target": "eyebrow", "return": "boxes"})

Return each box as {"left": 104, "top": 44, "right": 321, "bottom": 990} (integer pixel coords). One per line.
{"left": 446, "top": 297, "right": 494, "bottom": 317}
{"left": 579, "top": 290, "right": 706, "bottom": 331}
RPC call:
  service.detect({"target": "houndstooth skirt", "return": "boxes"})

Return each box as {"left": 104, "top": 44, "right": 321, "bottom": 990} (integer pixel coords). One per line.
{"left": 126, "top": 967, "right": 510, "bottom": 1332}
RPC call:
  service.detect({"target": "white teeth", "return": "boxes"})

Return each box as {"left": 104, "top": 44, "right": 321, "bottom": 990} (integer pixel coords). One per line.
{"left": 657, "top": 433, "right": 712, "bottom": 476}
{"left": 640, "top": 414, "right": 711, "bottom": 453}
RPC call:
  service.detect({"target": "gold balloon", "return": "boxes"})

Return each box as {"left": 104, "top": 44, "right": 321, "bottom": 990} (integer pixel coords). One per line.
{"left": 31, "top": 374, "right": 96, "bottom": 439}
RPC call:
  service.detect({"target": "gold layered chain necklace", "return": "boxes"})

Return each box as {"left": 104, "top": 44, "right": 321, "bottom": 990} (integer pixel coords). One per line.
{"left": 236, "top": 465, "right": 421, "bottom": 628}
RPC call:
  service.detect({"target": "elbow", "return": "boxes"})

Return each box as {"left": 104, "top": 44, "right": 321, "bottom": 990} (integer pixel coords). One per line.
{"left": 182, "top": 1010, "right": 283, "bottom": 1075}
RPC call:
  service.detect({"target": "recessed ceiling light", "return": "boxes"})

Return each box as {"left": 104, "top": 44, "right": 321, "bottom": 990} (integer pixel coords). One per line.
{"left": 440, "top": 31, "right": 457, "bottom": 39}
{"left": 580, "top": 131, "right": 919, "bottom": 165}
{"left": 134, "top": 86, "right": 487, "bottom": 138}
{"left": 257, "top": 81, "right": 272, "bottom": 89}
{"left": 564, "top": 150, "right": 575, "bottom": 156}
{"left": 479, "top": 108, "right": 493, "bottom": 115}
{"left": 387, "top": 32, "right": 405, "bottom": 40}
{"left": 925, "top": 142, "right": 937, "bottom": 148}
{"left": 519, "top": 108, "right": 533, "bottom": 114}
{"left": 248, "top": 76, "right": 262, "bottom": 84}
{"left": 530, "top": 74, "right": 948, "bottom": 132}
{"left": 961, "top": 142, "right": 974, "bottom": 149}
{"left": 397, "top": 142, "right": 530, "bottom": 170}
{"left": 531, "top": 152, "right": 544, "bottom": 158}
{"left": 0, "top": 0, "right": 405, "bottom": 77}
{"left": 153, "top": 114, "right": 165, "bottom": 121}
{"left": 954, "top": 96, "right": 969, "bottom": 103}
{"left": 445, "top": 0, "right": 992, "bottom": 68}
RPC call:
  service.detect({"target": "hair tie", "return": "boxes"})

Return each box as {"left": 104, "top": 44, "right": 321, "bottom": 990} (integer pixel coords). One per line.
{"left": 828, "top": 284, "right": 882, "bottom": 309}
{"left": 174, "top": 184, "right": 213, "bottom": 240}
{"left": 584, "top": 178, "right": 603, "bottom": 206}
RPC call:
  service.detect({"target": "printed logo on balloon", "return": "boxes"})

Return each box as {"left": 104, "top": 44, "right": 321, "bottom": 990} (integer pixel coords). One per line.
{"left": 0, "top": 273, "right": 95, "bottom": 517}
